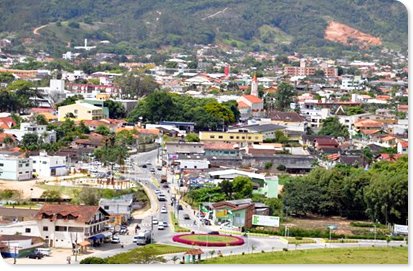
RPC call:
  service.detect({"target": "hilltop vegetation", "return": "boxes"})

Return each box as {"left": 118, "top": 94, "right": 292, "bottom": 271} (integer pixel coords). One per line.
{"left": 0, "top": 0, "right": 407, "bottom": 56}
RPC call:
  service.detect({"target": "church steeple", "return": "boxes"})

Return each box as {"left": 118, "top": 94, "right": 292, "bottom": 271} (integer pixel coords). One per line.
{"left": 251, "top": 73, "right": 258, "bottom": 97}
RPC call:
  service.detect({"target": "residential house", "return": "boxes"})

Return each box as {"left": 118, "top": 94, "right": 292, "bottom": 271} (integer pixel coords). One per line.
{"left": 266, "top": 111, "right": 307, "bottom": 133}
{"left": 211, "top": 200, "right": 255, "bottom": 230}
{"left": 397, "top": 141, "right": 408, "bottom": 154}
{"left": 4, "top": 123, "right": 56, "bottom": 143}
{"left": 57, "top": 101, "right": 103, "bottom": 121}
{"left": 0, "top": 133, "right": 17, "bottom": 149}
{"left": 315, "top": 138, "right": 340, "bottom": 153}
{"left": 0, "top": 235, "right": 45, "bottom": 258}
{"left": 0, "top": 207, "right": 39, "bottom": 222}
{"left": 0, "top": 117, "right": 16, "bottom": 129}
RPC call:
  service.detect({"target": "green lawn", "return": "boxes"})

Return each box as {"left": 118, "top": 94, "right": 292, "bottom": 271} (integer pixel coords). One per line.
{"left": 170, "top": 212, "right": 191, "bottom": 232}
{"left": 181, "top": 235, "right": 239, "bottom": 243}
{"left": 104, "top": 244, "right": 189, "bottom": 264}
{"left": 201, "top": 247, "right": 408, "bottom": 264}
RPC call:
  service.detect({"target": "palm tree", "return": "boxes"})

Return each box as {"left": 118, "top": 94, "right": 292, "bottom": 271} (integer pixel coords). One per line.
{"left": 171, "top": 255, "right": 179, "bottom": 264}
{"left": 361, "top": 147, "right": 373, "bottom": 168}
{"left": 209, "top": 249, "right": 216, "bottom": 259}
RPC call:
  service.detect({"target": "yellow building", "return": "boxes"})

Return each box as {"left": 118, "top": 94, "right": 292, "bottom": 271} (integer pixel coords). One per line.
{"left": 96, "top": 93, "right": 110, "bottom": 100}
{"left": 58, "top": 101, "right": 103, "bottom": 121}
{"left": 199, "top": 131, "right": 263, "bottom": 145}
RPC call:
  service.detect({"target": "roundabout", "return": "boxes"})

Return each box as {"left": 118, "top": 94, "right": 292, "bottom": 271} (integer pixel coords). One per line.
{"left": 172, "top": 233, "right": 245, "bottom": 247}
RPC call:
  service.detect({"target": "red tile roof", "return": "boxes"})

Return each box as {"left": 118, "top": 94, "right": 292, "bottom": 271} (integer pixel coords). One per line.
{"left": 35, "top": 204, "right": 109, "bottom": 223}
{"left": 242, "top": 95, "right": 263, "bottom": 103}
{"left": 238, "top": 101, "right": 250, "bottom": 108}
{"left": 204, "top": 142, "right": 237, "bottom": 150}
{"left": 0, "top": 117, "right": 16, "bottom": 129}
{"left": 399, "top": 141, "right": 408, "bottom": 148}
{"left": 355, "top": 120, "right": 382, "bottom": 128}
{"left": 380, "top": 153, "right": 406, "bottom": 162}
{"left": 316, "top": 138, "right": 339, "bottom": 145}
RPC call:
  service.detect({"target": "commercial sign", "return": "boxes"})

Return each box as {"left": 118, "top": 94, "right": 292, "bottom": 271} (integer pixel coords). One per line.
{"left": 252, "top": 215, "right": 280, "bottom": 227}
{"left": 393, "top": 224, "right": 408, "bottom": 235}
{"left": 216, "top": 210, "right": 228, "bottom": 218}
{"left": 169, "top": 154, "right": 179, "bottom": 160}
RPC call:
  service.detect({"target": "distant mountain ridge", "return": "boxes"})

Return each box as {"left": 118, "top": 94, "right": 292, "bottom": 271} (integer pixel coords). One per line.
{"left": 0, "top": 0, "right": 407, "bottom": 55}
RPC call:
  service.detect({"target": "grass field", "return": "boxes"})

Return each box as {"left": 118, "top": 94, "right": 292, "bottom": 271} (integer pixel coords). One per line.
{"left": 104, "top": 244, "right": 189, "bottom": 264}
{"left": 180, "top": 235, "right": 239, "bottom": 243}
{"left": 201, "top": 247, "right": 408, "bottom": 264}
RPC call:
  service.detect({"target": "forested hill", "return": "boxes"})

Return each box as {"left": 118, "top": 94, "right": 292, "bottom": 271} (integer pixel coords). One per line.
{"left": 0, "top": 0, "right": 407, "bottom": 55}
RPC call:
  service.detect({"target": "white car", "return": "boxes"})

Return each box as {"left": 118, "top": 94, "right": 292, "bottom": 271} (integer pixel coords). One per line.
{"left": 155, "top": 190, "right": 161, "bottom": 194}
{"left": 161, "top": 221, "right": 168, "bottom": 227}
{"left": 111, "top": 236, "right": 120, "bottom": 243}
{"left": 152, "top": 218, "right": 158, "bottom": 225}
{"left": 132, "top": 235, "right": 139, "bottom": 243}
{"left": 161, "top": 207, "right": 167, "bottom": 214}
{"left": 157, "top": 224, "right": 165, "bottom": 230}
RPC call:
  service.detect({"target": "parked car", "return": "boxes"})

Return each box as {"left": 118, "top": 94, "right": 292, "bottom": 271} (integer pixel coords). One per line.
{"left": 142, "top": 164, "right": 147, "bottom": 168}
{"left": 162, "top": 184, "right": 169, "bottom": 188}
{"left": 27, "top": 252, "right": 44, "bottom": 259}
{"left": 183, "top": 214, "right": 190, "bottom": 220}
{"left": 202, "top": 219, "right": 212, "bottom": 226}
{"left": 161, "top": 221, "right": 168, "bottom": 227}
{"left": 35, "top": 248, "right": 51, "bottom": 257}
{"left": 157, "top": 224, "right": 165, "bottom": 230}
{"left": 208, "top": 231, "right": 220, "bottom": 235}
{"left": 152, "top": 218, "right": 158, "bottom": 224}
{"left": 111, "top": 236, "right": 121, "bottom": 243}
{"left": 157, "top": 166, "right": 162, "bottom": 171}
{"left": 155, "top": 190, "right": 161, "bottom": 194}
{"left": 178, "top": 205, "right": 183, "bottom": 211}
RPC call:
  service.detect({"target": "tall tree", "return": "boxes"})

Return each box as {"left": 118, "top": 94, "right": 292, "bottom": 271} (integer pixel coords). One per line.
{"left": 274, "top": 82, "right": 297, "bottom": 111}
{"left": 318, "top": 117, "right": 350, "bottom": 138}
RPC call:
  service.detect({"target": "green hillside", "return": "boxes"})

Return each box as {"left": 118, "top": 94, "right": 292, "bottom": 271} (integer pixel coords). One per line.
{"left": 0, "top": 0, "right": 407, "bottom": 56}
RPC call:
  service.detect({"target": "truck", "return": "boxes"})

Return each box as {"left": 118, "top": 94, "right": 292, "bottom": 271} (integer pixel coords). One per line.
{"left": 135, "top": 230, "right": 152, "bottom": 245}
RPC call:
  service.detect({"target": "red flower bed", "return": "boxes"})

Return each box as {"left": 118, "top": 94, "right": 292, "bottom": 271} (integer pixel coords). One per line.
{"left": 172, "top": 234, "right": 245, "bottom": 247}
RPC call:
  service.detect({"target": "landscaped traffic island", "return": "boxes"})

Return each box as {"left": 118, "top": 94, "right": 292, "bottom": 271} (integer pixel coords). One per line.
{"left": 173, "top": 234, "right": 245, "bottom": 247}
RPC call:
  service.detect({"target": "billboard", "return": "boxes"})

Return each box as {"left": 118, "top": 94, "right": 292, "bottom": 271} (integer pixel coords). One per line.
{"left": 252, "top": 215, "right": 280, "bottom": 227}
{"left": 394, "top": 224, "right": 408, "bottom": 235}
{"left": 216, "top": 210, "right": 228, "bottom": 218}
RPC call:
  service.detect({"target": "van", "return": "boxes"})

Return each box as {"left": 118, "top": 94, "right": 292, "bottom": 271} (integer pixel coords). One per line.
{"left": 35, "top": 248, "right": 51, "bottom": 256}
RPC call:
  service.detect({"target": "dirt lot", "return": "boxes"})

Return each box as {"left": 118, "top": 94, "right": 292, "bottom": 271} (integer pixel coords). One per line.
{"left": 325, "top": 21, "right": 382, "bottom": 48}
{"left": 283, "top": 216, "right": 363, "bottom": 235}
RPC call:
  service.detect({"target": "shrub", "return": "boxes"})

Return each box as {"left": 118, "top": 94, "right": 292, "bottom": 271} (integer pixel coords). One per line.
{"left": 283, "top": 248, "right": 288, "bottom": 252}
{"left": 242, "top": 252, "right": 245, "bottom": 255}
{"left": 265, "top": 162, "right": 273, "bottom": 170}
{"left": 68, "top": 21, "right": 80, "bottom": 28}
{"left": 295, "top": 237, "right": 303, "bottom": 240}
{"left": 277, "top": 165, "right": 286, "bottom": 171}
{"left": 261, "top": 250, "right": 265, "bottom": 253}
{"left": 80, "top": 257, "right": 107, "bottom": 264}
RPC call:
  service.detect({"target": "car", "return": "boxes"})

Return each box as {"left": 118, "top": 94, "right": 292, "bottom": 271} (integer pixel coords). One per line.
{"left": 202, "top": 219, "right": 212, "bottom": 226}
{"left": 161, "top": 207, "right": 167, "bottom": 214}
{"left": 208, "top": 231, "right": 220, "bottom": 235}
{"left": 111, "top": 236, "right": 121, "bottom": 243}
{"left": 153, "top": 218, "right": 158, "bottom": 224}
{"left": 162, "top": 184, "right": 169, "bottom": 189}
{"left": 157, "top": 224, "right": 165, "bottom": 230}
{"left": 142, "top": 164, "right": 147, "bottom": 168}
{"left": 154, "top": 190, "right": 161, "bottom": 194}
{"left": 158, "top": 195, "right": 166, "bottom": 202}
{"left": 157, "top": 166, "right": 162, "bottom": 171}
{"left": 178, "top": 205, "right": 183, "bottom": 210}
{"left": 146, "top": 162, "right": 152, "bottom": 166}
{"left": 35, "top": 248, "right": 51, "bottom": 257}
{"left": 183, "top": 214, "right": 190, "bottom": 220}
{"left": 27, "top": 252, "right": 44, "bottom": 259}
{"left": 150, "top": 168, "right": 155, "bottom": 173}
{"left": 161, "top": 221, "right": 168, "bottom": 227}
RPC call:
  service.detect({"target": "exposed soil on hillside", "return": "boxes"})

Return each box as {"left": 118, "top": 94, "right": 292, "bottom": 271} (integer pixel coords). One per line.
{"left": 325, "top": 21, "right": 382, "bottom": 49}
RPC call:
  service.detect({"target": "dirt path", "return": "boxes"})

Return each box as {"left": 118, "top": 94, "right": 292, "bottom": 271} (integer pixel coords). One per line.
{"left": 33, "top": 24, "right": 49, "bottom": 35}
{"left": 202, "top": 7, "right": 228, "bottom": 20}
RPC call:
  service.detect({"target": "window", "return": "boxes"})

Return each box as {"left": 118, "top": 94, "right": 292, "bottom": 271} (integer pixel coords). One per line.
{"left": 74, "top": 110, "right": 78, "bottom": 114}
{"left": 248, "top": 137, "right": 251, "bottom": 139}
{"left": 236, "top": 136, "right": 239, "bottom": 139}
{"left": 88, "top": 111, "right": 91, "bottom": 113}
{"left": 25, "top": 228, "right": 31, "bottom": 233}
{"left": 218, "top": 136, "right": 223, "bottom": 139}
{"left": 42, "top": 161, "right": 47, "bottom": 164}
{"left": 242, "top": 137, "right": 245, "bottom": 139}
{"left": 55, "top": 226, "right": 67, "bottom": 232}
{"left": 104, "top": 206, "right": 109, "bottom": 210}
{"left": 25, "top": 171, "right": 29, "bottom": 174}
{"left": 43, "top": 226, "right": 48, "bottom": 231}
{"left": 0, "top": 163, "right": 3, "bottom": 167}
{"left": 19, "top": 172, "right": 22, "bottom": 174}
{"left": 194, "top": 166, "right": 197, "bottom": 169}
{"left": 32, "top": 161, "right": 36, "bottom": 164}
{"left": 210, "top": 136, "right": 215, "bottom": 139}
{"left": 230, "top": 136, "right": 234, "bottom": 139}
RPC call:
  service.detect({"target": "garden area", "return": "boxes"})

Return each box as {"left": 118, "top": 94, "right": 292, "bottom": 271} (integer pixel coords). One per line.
{"left": 170, "top": 212, "right": 191, "bottom": 233}
{"left": 173, "top": 234, "right": 245, "bottom": 247}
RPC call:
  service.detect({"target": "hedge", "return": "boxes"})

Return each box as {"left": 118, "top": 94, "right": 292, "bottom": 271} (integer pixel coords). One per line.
{"left": 246, "top": 228, "right": 406, "bottom": 241}
{"left": 321, "top": 239, "right": 358, "bottom": 243}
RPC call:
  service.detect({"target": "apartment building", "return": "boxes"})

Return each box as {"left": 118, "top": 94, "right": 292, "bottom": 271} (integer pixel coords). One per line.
{"left": 0, "top": 154, "right": 32, "bottom": 181}
{"left": 57, "top": 100, "right": 103, "bottom": 121}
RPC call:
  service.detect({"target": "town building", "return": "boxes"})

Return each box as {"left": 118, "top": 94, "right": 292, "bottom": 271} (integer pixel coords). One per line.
{"left": 199, "top": 131, "right": 263, "bottom": 146}
{"left": 228, "top": 124, "right": 286, "bottom": 140}
{"left": 237, "top": 95, "right": 264, "bottom": 119}
{"left": 0, "top": 154, "right": 33, "bottom": 181}
{"left": 204, "top": 142, "right": 240, "bottom": 157}
{"left": 165, "top": 142, "right": 204, "bottom": 155}
{"left": 99, "top": 194, "right": 133, "bottom": 225}
{"left": 4, "top": 123, "right": 56, "bottom": 143}
{"left": 31, "top": 152, "right": 67, "bottom": 178}
{"left": 34, "top": 204, "right": 111, "bottom": 248}
{"left": 341, "top": 75, "right": 364, "bottom": 90}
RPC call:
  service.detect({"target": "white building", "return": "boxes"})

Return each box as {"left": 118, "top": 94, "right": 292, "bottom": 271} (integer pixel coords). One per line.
{"left": 341, "top": 75, "right": 364, "bottom": 91}
{"left": 31, "top": 152, "right": 67, "bottom": 178}
{"left": 0, "top": 154, "right": 32, "bottom": 181}
{"left": 99, "top": 194, "right": 133, "bottom": 222}
{"left": 177, "top": 158, "right": 210, "bottom": 170}
{"left": 4, "top": 123, "right": 56, "bottom": 143}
